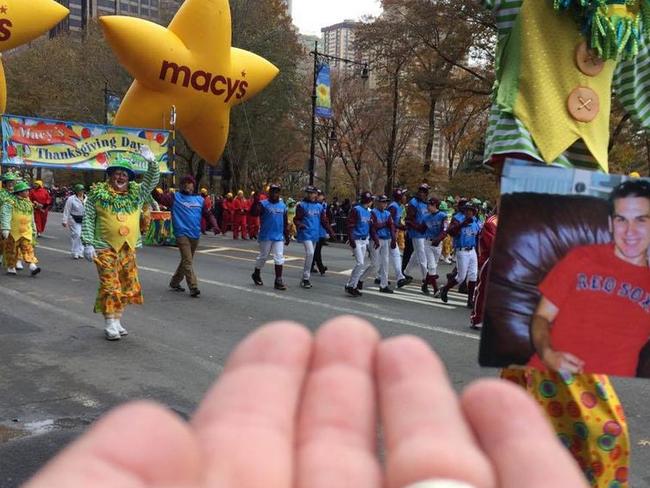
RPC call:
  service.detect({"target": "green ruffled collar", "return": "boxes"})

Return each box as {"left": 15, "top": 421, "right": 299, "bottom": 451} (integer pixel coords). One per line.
{"left": 12, "top": 195, "right": 34, "bottom": 214}
{"left": 554, "top": 0, "right": 650, "bottom": 60}
{"left": 89, "top": 181, "right": 140, "bottom": 214}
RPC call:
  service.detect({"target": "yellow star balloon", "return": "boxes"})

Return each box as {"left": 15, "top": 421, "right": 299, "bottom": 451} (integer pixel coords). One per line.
{"left": 0, "top": 0, "right": 69, "bottom": 112}
{"left": 100, "top": 0, "right": 280, "bottom": 164}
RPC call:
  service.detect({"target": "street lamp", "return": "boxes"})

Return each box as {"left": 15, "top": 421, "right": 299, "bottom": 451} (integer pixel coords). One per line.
{"left": 309, "top": 41, "right": 368, "bottom": 186}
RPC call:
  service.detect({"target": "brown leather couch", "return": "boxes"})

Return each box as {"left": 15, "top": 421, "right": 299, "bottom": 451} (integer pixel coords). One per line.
{"left": 479, "top": 193, "right": 650, "bottom": 378}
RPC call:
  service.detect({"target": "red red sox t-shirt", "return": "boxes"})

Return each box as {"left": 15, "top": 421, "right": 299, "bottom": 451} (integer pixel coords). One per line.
{"left": 528, "top": 244, "right": 650, "bottom": 377}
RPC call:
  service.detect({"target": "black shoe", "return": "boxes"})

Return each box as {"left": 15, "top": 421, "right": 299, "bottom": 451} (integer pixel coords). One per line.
{"left": 170, "top": 284, "right": 185, "bottom": 292}
{"left": 352, "top": 287, "right": 363, "bottom": 297}
{"left": 374, "top": 278, "right": 381, "bottom": 285}
{"left": 319, "top": 266, "right": 328, "bottom": 276}
{"left": 190, "top": 288, "right": 201, "bottom": 297}
{"left": 397, "top": 277, "right": 412, "bottom": 288}
{"left": 274, "top": 280, "right": 287, "bottom": 291}
{"left": 440, "top": 287, "right": 450, "bottom": 303}
{"left": 379, "top": 287, "right": 394, "bottom": 294}
{"left": 404, "top": 274, "right": 414, "bottom": 281}
{"left": 30, "top": 267, "right": 41, "bottom": 277}
{"left": 421, "top": 282, "right": 430, "bottom": 295}
{"left": 251, "top": 271, "right": 263, "bottom": 286}
{"left": 301, "top": 279, "right": 312, "bottom": 289}
{"left": 357, "top": 281, "right": 364, "bottom": 290}
{"left": 345, "top": 286, "right": 355, "bottom": 296}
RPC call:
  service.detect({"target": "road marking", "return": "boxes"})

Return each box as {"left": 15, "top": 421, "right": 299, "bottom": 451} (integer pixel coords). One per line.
{"left": 361, "top": 289, "right": 458, "bottom": 310}
{"left": 37, "top": 244, "right": 480, "bottom": 341}
{"left": 196, "top": 247, "right": 231, "bottom": 253}
{"left": 197, "top": 246, "right": 300, "bottom": 262}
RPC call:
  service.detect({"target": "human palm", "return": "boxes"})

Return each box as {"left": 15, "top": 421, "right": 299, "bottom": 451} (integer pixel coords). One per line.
{"left": 26, "top": 317, "right": 588, "bottom": 488}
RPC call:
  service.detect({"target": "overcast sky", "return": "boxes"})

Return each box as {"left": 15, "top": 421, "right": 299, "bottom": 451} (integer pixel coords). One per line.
{"left": 292, "top": 0, "right": 383, "bottom": 36}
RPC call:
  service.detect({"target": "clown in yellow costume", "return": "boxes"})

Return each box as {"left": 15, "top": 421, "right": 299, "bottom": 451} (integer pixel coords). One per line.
{"left": 479, "top": 1, "right": 650, "bottom": 486}
{"left": 81, "top": 146, "right": 159, "bottom": 341}
{"left": 1, "top": 181, "right": 41, "bottom": 276}
{"left": 0, "top": 171, "right": 22, "bottom": 268}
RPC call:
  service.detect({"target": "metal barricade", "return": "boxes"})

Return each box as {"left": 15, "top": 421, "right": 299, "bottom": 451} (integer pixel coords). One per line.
{"left": 334, "top": 216, "right": 348, "bottom": 243}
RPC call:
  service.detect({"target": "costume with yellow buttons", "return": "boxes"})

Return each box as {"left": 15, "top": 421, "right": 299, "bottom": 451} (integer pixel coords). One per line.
{"left": 484, "top": 0, "right": 650, "bottom": 171}
{"left": 81, "top": 157, "right": 159, "bottom": 316}
{"left": 1, "top": 182, "right": 39, "bottom": 270}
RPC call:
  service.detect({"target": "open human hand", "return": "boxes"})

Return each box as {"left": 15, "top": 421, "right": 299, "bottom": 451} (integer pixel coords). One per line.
{"left": 25, "top": 317, "right": 588, "bottom": 488}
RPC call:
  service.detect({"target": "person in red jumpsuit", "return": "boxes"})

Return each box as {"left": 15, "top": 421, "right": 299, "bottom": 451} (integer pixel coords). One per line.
{"left": 222, "top": 192, "right": 234, "bottom": 235}
{"left": 470, "top": 206, "right": 498, "bottom": 330}
{"left": 232, "top": 190, "right": 249, "bottom": 239}
{"left": 247, "top": 191, "right": 260, "bottom": 240}
{"left": 200, "top": 188, "right": 213, "bottom": 234}
{"left": 29, "top": 180, "right": 52, "bottom": 236}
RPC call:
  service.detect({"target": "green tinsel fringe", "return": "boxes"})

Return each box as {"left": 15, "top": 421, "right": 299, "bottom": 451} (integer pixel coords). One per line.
{"left": 88, "top": 181, "right": 141, "bottom": 214}
{"left": 11, "top": 196, "right": 35, "bottom": 214}
{"left": 554, "top": 0, "right": 650, "bottom": 60}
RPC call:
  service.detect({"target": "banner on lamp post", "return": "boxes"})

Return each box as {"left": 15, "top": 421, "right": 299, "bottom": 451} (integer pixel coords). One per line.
{"left": 105, "top": 92, "right": 122, "bottom": 126}
{"left": 315, "top": 63, "right": 333, "bottom": 119}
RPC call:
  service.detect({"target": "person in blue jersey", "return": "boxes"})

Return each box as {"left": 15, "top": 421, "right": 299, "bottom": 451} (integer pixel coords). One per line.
{"left": 293, "top": 186, "right": 334, "bottom": 289}
{"left": 362, "top": 194, "right": 396, "bottom": 294}
{"left": 405, "top": 184, "right": 438, "bottom": 295}
{"left": 345, "top": 191, "right": 374, "bottom": 297}
{"left": 154, "top": 175, "right": 219, "bottom": 298}
{"left": 250, "top": 184, "right": 290, "bottom": 291}
{"left": 439, "top": 202, "right": 482, "bottom": 307}
{"left": 310, "top": 189, "right": 331, "bottom": 276}
{"left": 422, "top": 197, "right": 449, "bottom": 296}
{"left": 386, "top": 189, "right": 412, "bottom": 288}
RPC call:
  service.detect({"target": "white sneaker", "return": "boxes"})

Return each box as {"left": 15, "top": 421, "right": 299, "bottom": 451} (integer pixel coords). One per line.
{"left": 104, "top": 319, "right": 121, "bottom": 341}
{"left": 15, "top": 261, "right": 23, "bottom": 270}
{"left": 6, "top": 267, "right": 16, "bottom": 275}
{"left": 115, "top": 319, "right": 128, "bottom": 336}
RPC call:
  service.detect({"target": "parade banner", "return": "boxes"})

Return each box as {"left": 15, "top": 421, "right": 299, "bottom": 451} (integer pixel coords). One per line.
{"left": 1, "top": 114, "right": 171, "bottom": 173}
{"left": 315, "top": 63, "right": 333, "bottom": 119}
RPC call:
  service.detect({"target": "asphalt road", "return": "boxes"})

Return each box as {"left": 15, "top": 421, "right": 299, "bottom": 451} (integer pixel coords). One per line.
{"left": 1, "top": 221, "right": 649, "bottom": 486}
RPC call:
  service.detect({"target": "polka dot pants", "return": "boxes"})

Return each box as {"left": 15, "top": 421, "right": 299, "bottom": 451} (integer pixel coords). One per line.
{"left": 502, "top": 369, "right": 630, "bottom": 488}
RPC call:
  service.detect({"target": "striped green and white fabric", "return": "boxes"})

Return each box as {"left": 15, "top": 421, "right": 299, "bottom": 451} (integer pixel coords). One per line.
{"left": 81, "top": 161, "right": 160, "bottom": 250}
{"left": 482, "top": 0, "right": 650, "bottom": 169}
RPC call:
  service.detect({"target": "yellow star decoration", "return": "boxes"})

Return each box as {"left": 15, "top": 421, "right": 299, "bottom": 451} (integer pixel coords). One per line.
{"left": 0, "top": 0, "right": 69, "bottom": 112}
{"left": 100, "top": 0, "right": 280, "bottom": 164}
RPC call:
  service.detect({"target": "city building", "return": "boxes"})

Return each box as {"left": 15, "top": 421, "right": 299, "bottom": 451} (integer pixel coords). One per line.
{"left": 320, "top": 20, "right": 363, "bottom": 69}
{"left": 53, "top": 0, "right": 162, "bottom": 33}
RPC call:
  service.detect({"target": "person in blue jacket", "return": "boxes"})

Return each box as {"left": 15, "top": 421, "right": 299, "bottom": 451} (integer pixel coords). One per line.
{"left": 250, "top": 184, "right": 290, "bottom": 291}
{"left": 293, "top": 186, "right": 334, "bottom": 289}
{"left": 345, "top": 191, "right": 374, "bottom": 297}
{"left": 364, "top": 194, "right": 396, "bottom": 294}
{"left": 154, "top": 175, "right": 219, "bottom": 298}
{"left": 439, "top": 202, "right": 482, "bottom": 307}
{"left": 422, "top": 197, "right": 449, "bottom": 296}
{"left": 405, "top": 184, "right": 438, "bottom": 295}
